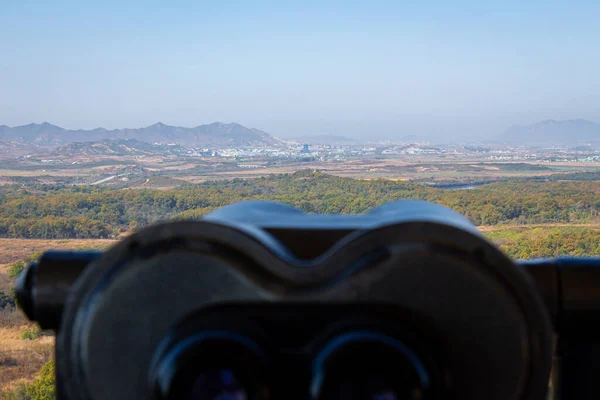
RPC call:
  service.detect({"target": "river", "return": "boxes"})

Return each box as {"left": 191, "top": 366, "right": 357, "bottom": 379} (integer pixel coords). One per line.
{"left": 435, "top": 183, "right": 487, "bottom": 191}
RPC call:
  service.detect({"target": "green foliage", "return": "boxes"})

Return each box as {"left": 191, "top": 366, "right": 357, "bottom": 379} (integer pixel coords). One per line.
{"left": 20, "top": 327, "right": 41, "bottom": 341}
{"left": 541, "top": 171, "right": 600, "bottom": 181}
{"left": 486, "top": 227, "right": 600, "bottom": 259}
{"left": 0, "top": 361, "right": 55, "bottom": 400}
{"left": 8, "top": 253, "right": 42, "bottom": 279}
{"left": 8, "top": 261, "right": 26, "bottom": 280}
{"left": 2, "top": 170, "right": 600, "bottom": 242}
{"left": 24, "top": 361, "right": 55, "bottom": 400}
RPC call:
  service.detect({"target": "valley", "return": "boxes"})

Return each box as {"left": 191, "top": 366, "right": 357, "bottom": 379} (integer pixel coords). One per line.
{"left": 3, "top": 120, "right": 600, "bottom": 189}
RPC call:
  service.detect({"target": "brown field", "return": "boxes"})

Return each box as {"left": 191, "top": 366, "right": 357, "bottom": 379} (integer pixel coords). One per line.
{"left": 2, "top": 154, "right": 600, "bottom": 187}
{"left": 0, "top": 169, "right": 71, "bottom": 177}
{"left": 0, "top": 239, "right": 115, "bottom": 391}
{"left": 169, "top": 158, "right": 568, "bottom": 182}
{"left": 0, "top": 239, "right": 115, "bottom": 295}
{"left": 0, "top": 239, "right": 115, "bottom": 267}
{"left": 0, "top": 324, "right": 54, "bottom": 392}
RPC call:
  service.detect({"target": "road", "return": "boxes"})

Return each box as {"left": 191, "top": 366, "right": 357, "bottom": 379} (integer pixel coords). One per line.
{"left": 90, "top": 173, "right": 129, "bottom": 186}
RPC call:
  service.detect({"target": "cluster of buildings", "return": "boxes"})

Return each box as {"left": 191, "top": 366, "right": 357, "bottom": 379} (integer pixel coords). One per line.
{"left": 486, "top": 146, "right": 600, "bottom": 163}
{"left": 184, "top": 143, "right": 449, "bottom": 160}
{"left": 88, "top": 140, "right": 600, "bottom": 163}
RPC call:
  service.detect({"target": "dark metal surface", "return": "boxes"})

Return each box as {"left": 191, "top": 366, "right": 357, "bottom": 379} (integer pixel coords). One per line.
{"left": 517, "top": 259, "right": 559, "bottom": 325}
{"left": 519, "top": 257, "right": 600, "bottom": 400}
{"left": 49, "top": 201, "right": 551, "bottom": 400}
{"left": 518, "top": 257, "right": 600, "bottom": 335}
{"left": 15, "top": 250, "right": 102, "bottom": 331}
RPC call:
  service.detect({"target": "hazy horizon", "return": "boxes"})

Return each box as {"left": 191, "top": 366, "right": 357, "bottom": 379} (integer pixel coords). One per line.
{"left": 2, "top": 1, "right": 600, "bottom": 140}
{"left": 2, "top": 117, "right": 600, "bottom": 143}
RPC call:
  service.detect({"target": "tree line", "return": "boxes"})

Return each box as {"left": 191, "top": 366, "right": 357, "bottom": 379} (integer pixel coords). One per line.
{"left": 487, "top": 227, "right": 600, "bottom": 259}
{"left": 2, "top": 170, "right": 600, "bottom": 239}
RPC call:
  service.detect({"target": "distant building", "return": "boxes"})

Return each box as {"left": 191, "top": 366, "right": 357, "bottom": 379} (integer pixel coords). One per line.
{"left": 237, "top": 164, "right": 262, "bottom": 169}
{"left": 300, "top": 144, "right": 310, "bottom": 153}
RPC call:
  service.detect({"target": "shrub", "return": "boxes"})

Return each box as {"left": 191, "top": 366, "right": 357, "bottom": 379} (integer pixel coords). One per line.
{"left": 0, "top": 290, "right": 16, "bottom": 309}
{"left": 0, "top": 361, "right": 55, "bottom": 400}
{"left": 8, "top": 261, "right": 26, "bottom": 280}
{"left": 8, "top": 253, "right": 42, "bottom": 280}
{"left": 21, "top": 328, "right": 40, "bottom": 341}
{"left": 25, "top": 361, "right": 55, "bottom": 400}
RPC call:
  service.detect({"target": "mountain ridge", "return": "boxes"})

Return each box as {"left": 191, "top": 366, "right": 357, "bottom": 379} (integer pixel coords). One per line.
{"left": 0, "top": 122, "right": 283, "bottom": 147}
{"left": 502, "top": 119, "right": 600, "bottom": 145}
{"left": 49, "top": 138, "right": 182, "bottom": 157}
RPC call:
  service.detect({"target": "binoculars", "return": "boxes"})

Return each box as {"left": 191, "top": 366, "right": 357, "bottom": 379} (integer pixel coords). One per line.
{"left": 16, "top": 200, "right": 600, "bottom": 400}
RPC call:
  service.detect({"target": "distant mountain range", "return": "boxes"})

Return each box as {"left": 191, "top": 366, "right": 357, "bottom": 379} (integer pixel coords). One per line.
{"left": 0, "top": 122, "right": 283, "bottom": 147}
{"left": 5, "top": 119, "right": 598, "bottom": 149}
{"left": 502, "top": 119, "right": 600, "bottom": 145}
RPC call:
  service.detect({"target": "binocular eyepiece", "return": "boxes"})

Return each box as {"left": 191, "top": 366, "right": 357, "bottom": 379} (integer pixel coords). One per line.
{"left": 15, "top": 200, "right": 600, "bottom": 400}
{"left": 149, "top": 306, "right": 437, "bottom": 400}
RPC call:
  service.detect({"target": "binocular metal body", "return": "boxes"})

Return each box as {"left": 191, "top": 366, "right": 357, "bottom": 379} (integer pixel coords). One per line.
{"left": 16, "top": 200, "right": 600, "bottom": 400}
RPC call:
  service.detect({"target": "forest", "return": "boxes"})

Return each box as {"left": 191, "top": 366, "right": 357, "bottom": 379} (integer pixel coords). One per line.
{"left": 1, "top": 170, "right": 600, "bottom": 240}
{"left": 487, "top": 227, "right": 600, "bottom": 259}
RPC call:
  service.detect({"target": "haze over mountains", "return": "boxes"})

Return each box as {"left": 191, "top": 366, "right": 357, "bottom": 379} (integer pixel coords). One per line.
{"left": 1, "top": 119, "right": 599, "bottom": 148}
{"left": 502, "top": 119, "right": 600, "bottom": 145}
{"left": 0, "top": 122, "right": 282, "bottom": 147}
{"left": 292, "top": 135, "right": 359, "bottom": 145}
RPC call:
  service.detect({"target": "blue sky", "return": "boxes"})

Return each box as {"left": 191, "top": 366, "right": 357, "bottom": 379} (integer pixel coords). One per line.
{"left": 1, "top": 1, "right": 600, "bottom": 139}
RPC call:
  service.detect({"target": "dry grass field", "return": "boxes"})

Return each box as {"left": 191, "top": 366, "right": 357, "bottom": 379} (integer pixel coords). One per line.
{"left": 0, "top": 321, "right": 54, "bottom": 391}
{"left": 171, "top": 159, "right": 570, "bottom": 182}
{"left": 0, "top": 239, "right": 114, "bottom": 267}
{"left": 0, "top": 239, "right": 115, "bottom": 392}
{"left": 2, "top": 154, "right": 600, "bottom": 187}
